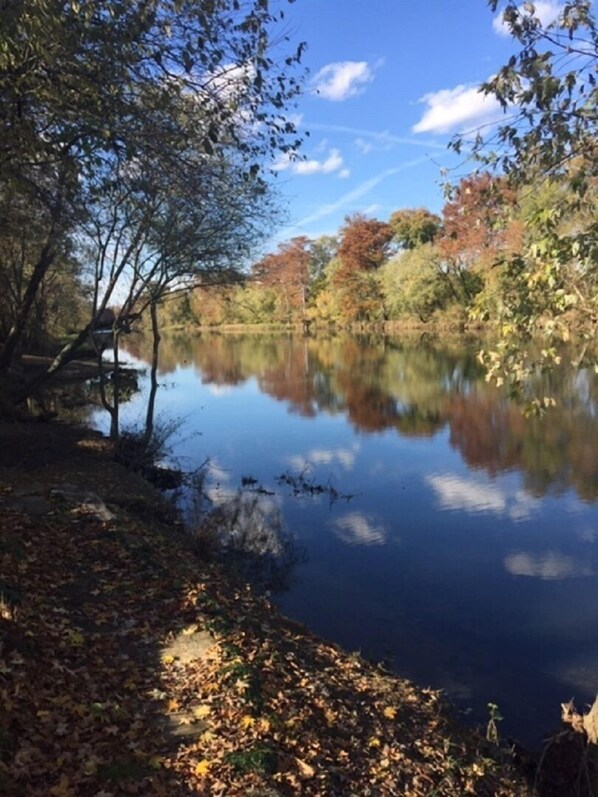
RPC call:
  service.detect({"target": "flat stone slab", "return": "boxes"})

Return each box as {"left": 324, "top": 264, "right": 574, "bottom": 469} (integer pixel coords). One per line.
{"left": 161, "top": 627, "right": 215, "bottom": 665}
{"left": 51, "top": 482, "right": 116, "bottom": 521}
{"left": 166, "top": 711, "right": 209, "bottom": 739}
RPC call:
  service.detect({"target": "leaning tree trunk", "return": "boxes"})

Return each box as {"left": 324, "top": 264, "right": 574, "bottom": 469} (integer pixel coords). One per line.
{"left": 0, "top": 246, "right": 56, "bottom": 372}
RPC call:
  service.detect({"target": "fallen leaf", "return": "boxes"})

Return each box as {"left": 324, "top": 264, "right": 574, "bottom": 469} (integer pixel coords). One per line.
{"left": 295, "top": 756, "right": 315, "bottom": 779}
{"left": 195, "top": 759, "right": 211, "bottom": 777}
{"left": 193, "top": 705, "right": 211, "bottom": 720}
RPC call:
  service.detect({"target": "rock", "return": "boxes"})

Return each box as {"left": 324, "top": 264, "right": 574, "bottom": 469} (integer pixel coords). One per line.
{"left": 50, "top": 483, "right": 116, "bottom": 522}
{"left": 161, "top": 628, "right": 214, "bottom": 665}
{"left": 166, "top": 712, "right": 209, "bottom": 739}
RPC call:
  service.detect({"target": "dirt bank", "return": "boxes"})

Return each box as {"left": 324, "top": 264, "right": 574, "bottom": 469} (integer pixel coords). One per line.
{"left": 0, "top": 418, "right": 533, "bottom": 795}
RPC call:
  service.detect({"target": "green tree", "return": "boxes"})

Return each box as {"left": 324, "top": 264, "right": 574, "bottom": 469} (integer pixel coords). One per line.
{"left": 307, "top": 235, "right": 338, "bottom": 308}
{"left": 389, "top": 208, "right": 441, "bottom": 249}
{"left": 381, "top": 245, "right": 455, "bottom": 322}
{"left": 455, "top": 0, "right": 597, "bottom": 405}
{"left": 0, "top": 0, "right": 304, "bottom": 376}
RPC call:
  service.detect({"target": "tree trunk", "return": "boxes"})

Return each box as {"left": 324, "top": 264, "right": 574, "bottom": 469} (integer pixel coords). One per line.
{"left": 143, "top": 300, "right": 161, "bottom": 448}
{"left": 0, "top": 245, "right": 56, "bottom": 371}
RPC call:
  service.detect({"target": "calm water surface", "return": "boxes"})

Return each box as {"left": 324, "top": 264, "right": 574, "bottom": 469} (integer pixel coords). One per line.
{"left": 93, "top": 332, "right": 598, "bottom": 748}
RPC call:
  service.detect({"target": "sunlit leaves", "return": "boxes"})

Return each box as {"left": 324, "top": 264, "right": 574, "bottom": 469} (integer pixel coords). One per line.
{"left": 452, "top": 1, "right": 598, "bottom": 397}
{"left": 0, "top": 433, "right": 529, "bottom": 795}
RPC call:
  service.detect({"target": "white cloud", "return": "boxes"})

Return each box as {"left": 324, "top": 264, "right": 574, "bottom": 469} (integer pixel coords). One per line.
{"left": 281, "top": 111, "right": 304, "bottom": 128}
{"left": 338, "top": 168, "right": 351, "bottom": 179}
{"left": 273, "top": 147, "right": 346, "bottom": 177}
{"left": 504, "top": 551, "right": 592, "bottom": 579}
{"left": 355, "top": 137, "right": 374, "bottom": 154}
{"left": 413, "top": 83, "right": 503, "bottom": 135}
{"left": 312, "top": 61, "right": 374, "bottom": 101}
{"left": 493, "top": 1, "right": 563, "bottom": 36}
{"left": 333, "top": 512, "right": 387, "bottom": 546}
{"left": 427, "top": 473, "right": 539, "bottom": 520}
{"left": 295, "top": 148, "right": 344, "bottom": 175}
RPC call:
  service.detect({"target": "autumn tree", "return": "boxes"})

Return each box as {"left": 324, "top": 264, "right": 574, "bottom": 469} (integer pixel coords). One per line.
{"left": 454, "top": 0, "right": 597, "bottom": 404}
{"left": 252, "top": 237, "right": 311, "bottom": 322}
{"left": 389, "top": 208, "right": 441, "bottom": 249}
{"left": 437, "top": 173, "right": 520, "bottom": 309}
{"left": 333, "top": 214, "right": 394, "bottom": 323}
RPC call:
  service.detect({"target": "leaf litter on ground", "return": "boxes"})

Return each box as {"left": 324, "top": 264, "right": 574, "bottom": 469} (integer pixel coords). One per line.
{"left": 0, "top": 420, "right": 531, "bottom": 795}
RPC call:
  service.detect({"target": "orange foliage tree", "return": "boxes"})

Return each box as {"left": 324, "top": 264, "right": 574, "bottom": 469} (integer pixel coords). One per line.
{"left": 438, "top": 173, "right": 521, "bottom": 306}
{"left": 333, "top": 214, "right": 394, "bottom": 324}
{"left": 251, "top": 237, "right": 311, "bottom": 322}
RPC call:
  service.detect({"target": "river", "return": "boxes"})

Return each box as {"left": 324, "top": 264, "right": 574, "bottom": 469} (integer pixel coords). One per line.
{"left": 91, "top": 331, "right": 598, "bottom": 748}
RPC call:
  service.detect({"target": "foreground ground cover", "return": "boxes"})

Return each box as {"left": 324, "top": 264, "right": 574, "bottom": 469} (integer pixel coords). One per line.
{"left": 0, "top": 420, "right": 533, "bottom": 795}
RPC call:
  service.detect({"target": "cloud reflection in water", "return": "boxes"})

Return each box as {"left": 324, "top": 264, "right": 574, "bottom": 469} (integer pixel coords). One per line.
{"left": 333, "top": 511, "right": 388, "bottom": 546}
{"left": 427, "top": 473, "right": 539, "bottom": 520}
{"left": 287, "top": 445, "right": 359, "bottom": 472}
{"left": 504, "top": 551, "right": 593, "bottom": 580}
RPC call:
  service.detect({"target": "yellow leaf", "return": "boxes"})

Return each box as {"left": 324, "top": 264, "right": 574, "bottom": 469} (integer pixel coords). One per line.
{"left": 240, "top": 714, "right": 255, "bottom": 729}
{"left": 295, "top": 756, "right": 315, "bottom": 779}
{"left": 182, "top": 623, "right": 199, "bottom": 636}
{"left": 199, "top": 730, "right": 216, "bottom": 744}
{"left": 383, "top": 706, "right": 397, "bottom": 720}
{"left": 193, "top": 705, "right": 211, "bottom": 720}
{"left": 162, "top": 655, "right": 175, "bottom": 665}
{"left": 258, "top": 717, "right": 271, "bottom": 733}
{"left": 67, "top": 631, "right": 85, "bottom": 647}
{"left": 195, "top": 759, "right": 211, "bottom": 777}
{"left": 368, "top": 737, "right": 381, "bottom": 748}
{"left": 167, "top": 698, "right": 180, "bottom": 713}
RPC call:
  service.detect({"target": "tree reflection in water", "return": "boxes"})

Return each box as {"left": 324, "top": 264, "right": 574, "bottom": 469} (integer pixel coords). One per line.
{"left": 187, "top": 469, "right": 305, "bottom": 593}
{"left": 125, "top": 330, "right": 598, "bottom": 503}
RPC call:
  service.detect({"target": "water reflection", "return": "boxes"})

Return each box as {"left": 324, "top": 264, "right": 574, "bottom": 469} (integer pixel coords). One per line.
{"left": 427, "top": 473, "right": 540, "bottom": 519}
{"left": 504, "top": 551, "right": 593, "bottom": 580}
{"left": 125, "top": 330, "right": 598, "bottom": 502}
{"left": 287, "top": 445, "right": 359, "bottom": 472}
{"left": 333, "top": 511, "right": 389, "bottom": 546}
{"left": 188, "top": 467, "right": 304, "bottom": 594}
{"left": 115, "top": 331, "right": 598, "bottom": 747}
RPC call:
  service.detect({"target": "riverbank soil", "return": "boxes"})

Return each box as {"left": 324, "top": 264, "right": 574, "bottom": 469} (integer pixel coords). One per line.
{"left": 0, "top": 418, "right": 538, "bottom": 795}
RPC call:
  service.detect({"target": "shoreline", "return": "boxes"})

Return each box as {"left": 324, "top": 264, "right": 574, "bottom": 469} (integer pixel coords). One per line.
{"left": 0, "top": 416, "right": 569, "bottom": 795}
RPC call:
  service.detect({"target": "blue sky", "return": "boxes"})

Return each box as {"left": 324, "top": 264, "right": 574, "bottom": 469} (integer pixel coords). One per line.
{"left": 268, "top": 0, "right": 563, "bottom": 244}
